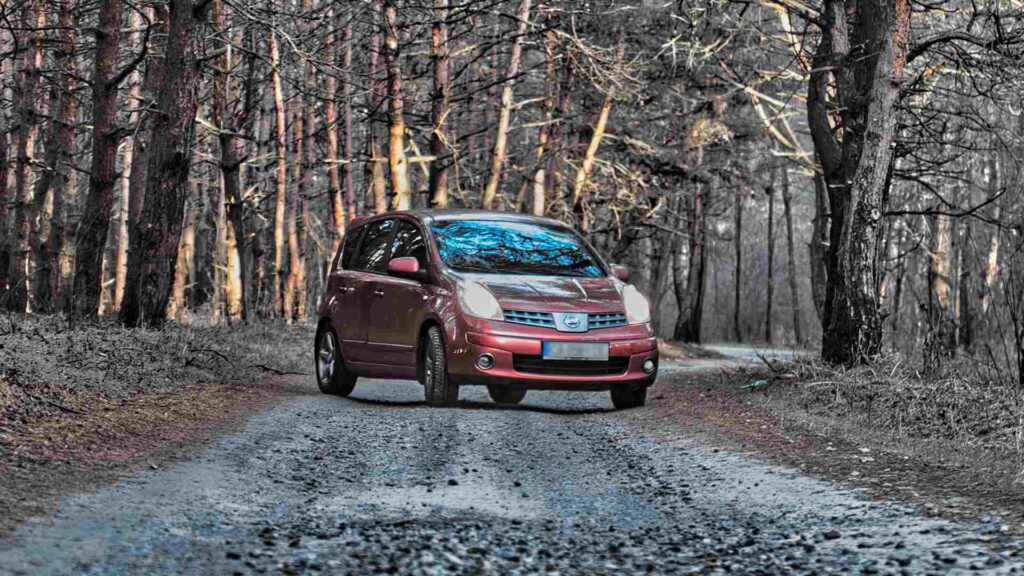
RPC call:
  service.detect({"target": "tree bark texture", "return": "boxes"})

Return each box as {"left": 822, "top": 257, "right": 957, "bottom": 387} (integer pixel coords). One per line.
{"left": 807, "top": 0, "right": 911, "bottom": 366}
{"left": 120, "top": 0, "right": 208, "bottom": 326}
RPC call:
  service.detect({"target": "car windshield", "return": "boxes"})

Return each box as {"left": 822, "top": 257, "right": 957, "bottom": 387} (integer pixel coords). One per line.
{"left": 430, "top": 219, "right": 604, "bottom": 277}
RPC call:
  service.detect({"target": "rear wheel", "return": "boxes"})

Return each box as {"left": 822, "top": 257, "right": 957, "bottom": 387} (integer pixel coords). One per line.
{"left": 315, "top": 323, "right": 357, "bottom": 396}
{"left": 423, "top": 326, "right": 458, "bottom": 406}
{"left": 488, "top": 385, "right": 526, "bottom": 405}
{"left": 610, "top": 384, "right": 647, "bottom": 410}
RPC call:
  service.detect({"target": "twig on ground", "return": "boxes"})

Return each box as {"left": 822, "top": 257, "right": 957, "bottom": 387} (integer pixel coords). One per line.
{"left": 23, "top": 393, "right": 86, "bottom": 416}
{"left": 252, "top": 364, "right": 310, "bottom": 376}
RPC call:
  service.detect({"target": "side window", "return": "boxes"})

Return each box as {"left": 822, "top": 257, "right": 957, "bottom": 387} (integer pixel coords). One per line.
{"left": 352, "top": 219, "right": 395, "bottom": 273}
{"left": 339, "top": 227, "right": 363, "bottom": 271}
{"left": 389, "top": 221, "right": 428, "bottom": 269}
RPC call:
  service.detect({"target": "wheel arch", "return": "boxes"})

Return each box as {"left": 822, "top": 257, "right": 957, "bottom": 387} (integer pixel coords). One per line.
{"left": 415, "top": 317, "right": 444, "bottom": 384}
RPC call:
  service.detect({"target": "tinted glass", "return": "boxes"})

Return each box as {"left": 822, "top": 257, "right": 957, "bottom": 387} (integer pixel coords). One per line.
{"left": 429, "top": 219, "right": 603, "bottom": 277}
{"left": 339, "top": 227, "right": 363, "bottom": 270}
{"left": 390, "top": 221, "right": 428, "bottom": 269}
{"left": 352, "top": 219, "right": 395, "bottom": 272}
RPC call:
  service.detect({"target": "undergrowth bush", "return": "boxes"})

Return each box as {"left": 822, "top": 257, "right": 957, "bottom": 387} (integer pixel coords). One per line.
{"left": 767, "top": 354, "right": 1024, "bottom": 468}
{"left": 0, "top": 315, "right": 313, "bottom": 424}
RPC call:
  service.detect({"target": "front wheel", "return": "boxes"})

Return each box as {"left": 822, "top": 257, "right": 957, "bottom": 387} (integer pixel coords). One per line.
{"left": 423, "top": 326, "right": 458, "bottom": 407}
{"left": 315, "top": 323, "right": 357, "bottom": 396}
{"left": 488, "top": 385, "right": 526, "bottom": 405}
{"left": 610, "top": 384, "right": 647, "bottom": 410}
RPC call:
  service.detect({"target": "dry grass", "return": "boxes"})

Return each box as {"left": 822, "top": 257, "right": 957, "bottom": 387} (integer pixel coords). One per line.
{"left": 760, "top": 354, "right": 1024, "bottom": 480}
{"left": 0, "top": 315, "right": 313, "bottom": 427}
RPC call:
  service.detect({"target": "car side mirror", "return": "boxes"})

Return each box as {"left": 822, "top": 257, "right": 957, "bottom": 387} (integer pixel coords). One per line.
{"left": 387, "top": 257, "right": 426, "bottom": 281}
{"left": 610, "top": 264, "right": 630, "bottom": 282}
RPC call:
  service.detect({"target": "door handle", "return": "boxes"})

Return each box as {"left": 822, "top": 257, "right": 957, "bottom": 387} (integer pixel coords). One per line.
{"left": 373, "top": 288, "right": 384, "bottom": 298}
{"left": 338, "top": 286, "right": 351, "bottom": 294}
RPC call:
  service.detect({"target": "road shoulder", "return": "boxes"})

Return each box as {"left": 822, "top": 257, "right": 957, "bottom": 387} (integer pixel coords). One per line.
{"left": 624, "top": 359, "right": 1024, "bottom": 536}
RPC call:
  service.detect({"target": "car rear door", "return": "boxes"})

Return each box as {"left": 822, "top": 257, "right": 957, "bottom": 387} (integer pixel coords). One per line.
{"left": 364, "top": 219, "right": 430, "bottom": 367}
{"left": 337, "top": 218, "right": 397, "bottom": 363}
{"left": 324, "top": 227, "right": 366, "bottom": 347}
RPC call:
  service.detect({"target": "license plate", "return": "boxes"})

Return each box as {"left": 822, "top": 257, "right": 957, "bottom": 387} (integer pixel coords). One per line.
{"left": 542, "top": 341, "right": 609, "bottom": 361}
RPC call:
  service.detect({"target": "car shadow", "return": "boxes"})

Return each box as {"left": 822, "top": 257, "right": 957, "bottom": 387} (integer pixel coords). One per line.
{"left": 345, "top": 395, "right": 610, "bottom": 416}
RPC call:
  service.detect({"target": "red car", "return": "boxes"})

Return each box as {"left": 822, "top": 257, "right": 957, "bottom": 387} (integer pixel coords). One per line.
{"left": 315, "top": 210, "right": 658, "bottom": 409}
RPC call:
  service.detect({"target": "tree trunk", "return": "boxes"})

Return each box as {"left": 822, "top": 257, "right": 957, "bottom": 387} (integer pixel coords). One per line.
{"left": 807, "top": 0, "right": 911, "bottom": 366}
{"left": 284, "top": 107, "right": 303, "bottom": 323}
{"left": 325, "top": 9, "right": 346, "bottom": 254}
{"left": 75, "top": 0, "right": 125, "bottom": 315}
{"left": 924, "top": 211, "right": 955, "bottom": 366}
{"left": 269, "top": 29, "right": 288, "bottom": 318}
{"left": 127, "top": 4, "right": 167, "bottom": 259}
{"left": 808, "top": 169, "right": 829, "bottom": 324}
{"left": 167, "top": 198, "right": 196, "bottom": 321}
{"left": 734, "top": 189, "right": 743, "bottom": 341}
{"left": 341, "top": 20, "right": 356, "bottom": 223}
{"left": 428, "top": 0, "right": 451, "bottom": 208}
{"left": 648, "top": 197, "right": 678, "bottom": 336}
{"left": 32, "top": 1, "right": 77, "bottom": 313}
{"left": 383, "top": 0, "right": 411, "bottom": 211}
{"left": 480, "top": 0, "right": 532, "bottom": 210}
{"left": 765, "top": 178, "right": 775, "bottom": 343}
{"left": 0, "top": 44, "right": 10, "bottom": 301}
{"left": 366, "top": 9, "right": 388, "bottom": 215}
{"left": 674, "top": 184, "right": 706, "bottom": 342}
{"left": 213, "top": 1, "right": 246, "bottom": 324}
{"left": 780, "top": 166, "right": 804, "bottom": 346}
{"left": 527, "top": 28, "right": 558, "bottom": 217}
{"left": 7, "top": 0, "right": 43, "bottom": 312}
{"left": 120, "top": 0, "right": 208, "bottom": 326}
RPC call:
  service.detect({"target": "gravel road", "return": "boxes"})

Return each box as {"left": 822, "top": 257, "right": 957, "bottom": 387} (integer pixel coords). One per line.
{"left": 2, "top": 370, "right": 1023, "bottom": 575}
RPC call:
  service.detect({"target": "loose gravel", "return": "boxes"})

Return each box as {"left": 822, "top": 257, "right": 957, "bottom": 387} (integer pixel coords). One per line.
{"left": 1, "top": 379, "right": 1023, "bottom": 575}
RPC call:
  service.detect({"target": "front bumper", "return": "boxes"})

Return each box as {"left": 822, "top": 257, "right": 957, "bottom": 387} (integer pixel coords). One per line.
{"left": 447, "top": 327, "right": 658, "bottom": 391}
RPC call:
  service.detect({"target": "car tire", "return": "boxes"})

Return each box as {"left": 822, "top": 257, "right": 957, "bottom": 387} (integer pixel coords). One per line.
{"left": 423, "top": 326, "right": 458, "bottom": 407}
{"left": 610, "top": 384, "right": 647, "bottom": 410}
{"left": 315, "top": 323, "right": 357, "bottom": 396}
{"left": 487, "top": 385, "right": 526, "bottom": 405}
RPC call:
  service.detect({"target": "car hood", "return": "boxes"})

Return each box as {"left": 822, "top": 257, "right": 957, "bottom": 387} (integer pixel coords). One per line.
{"left": 456, "top": 273, "right": 625, "bottom": 313}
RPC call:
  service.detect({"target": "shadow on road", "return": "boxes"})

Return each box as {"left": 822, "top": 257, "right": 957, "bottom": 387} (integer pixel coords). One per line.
{"left": 345, "top": 395, "right": 610, "bottom": 416}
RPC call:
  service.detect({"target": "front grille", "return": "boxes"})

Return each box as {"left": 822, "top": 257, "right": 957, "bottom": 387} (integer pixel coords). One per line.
{"left": 512, "top": 355, "right": 629, "bottom": 376}
{"left": 503, "top": 310, "right": 555, "bottom": 328}
{"left": 504, "top": 310, "right": 628, "bottom": 331}
{"left": 588, "top": 312, "right": 627, "bottom": 329}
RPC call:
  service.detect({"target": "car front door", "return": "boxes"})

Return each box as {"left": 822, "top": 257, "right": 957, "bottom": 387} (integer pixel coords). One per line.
{"left": 340, "top": 218, "right": 397, "bottom": 363}
{"left": 365, "top": 219, "right": 430, "bottom": 367}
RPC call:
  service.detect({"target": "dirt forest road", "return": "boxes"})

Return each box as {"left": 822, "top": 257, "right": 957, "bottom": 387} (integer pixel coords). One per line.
{"left": 2, "top": 354, "right": 1023, "bottom": 575}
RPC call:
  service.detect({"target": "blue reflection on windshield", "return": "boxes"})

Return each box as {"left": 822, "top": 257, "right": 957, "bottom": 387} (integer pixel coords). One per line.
{"left": 430, "top": 219, "right": 604, "bottom": 277}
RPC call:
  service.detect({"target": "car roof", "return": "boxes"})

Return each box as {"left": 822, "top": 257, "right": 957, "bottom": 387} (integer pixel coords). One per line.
{"left": 351, "top": 209, "right": 575, "bottom": 230}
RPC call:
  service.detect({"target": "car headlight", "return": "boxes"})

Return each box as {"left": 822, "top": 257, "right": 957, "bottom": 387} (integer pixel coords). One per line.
{"left": 458, "top": 282, "right": 503, "bottom": 321}
{"left": 622, "top": 284, "right": 651, "bottom": 324}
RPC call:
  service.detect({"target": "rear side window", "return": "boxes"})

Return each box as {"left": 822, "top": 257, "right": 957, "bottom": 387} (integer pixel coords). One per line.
{"left": 339, "top": 227, "right": 363, "bottom": 271}
{"left": 352, "top": 219, "right": 395, "bottom": 272}
{"left": 389, "top": 221, "right": 428, "bottom": 270}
